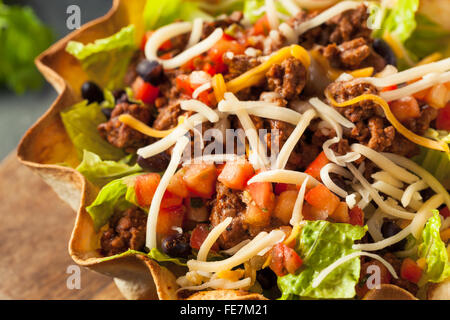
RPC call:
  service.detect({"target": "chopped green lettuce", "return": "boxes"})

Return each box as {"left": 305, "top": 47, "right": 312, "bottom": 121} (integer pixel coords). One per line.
{"left": 405, "top": 14, "right": 450, "bottom": 60}
{"left": 0, "top": 1, "right": 53, "bottom": 94}
{"left": 60, "top": 100, "right": 125, "bottom": 161}
{"left": 66, "top": 25, "right": 137, "bottom": 90}
{"left": 418, "top": 210, "right": 450, "bottom": 283}
{"left": 243, "top": 0, "right": 289, "bottom": 24}
{"left": 143, "top": 0, "right": 212, "bottom": 30}
{"left": 377, "top": 0, "right": 419, "bottom": 42}
{"left": 76, "top": 150, "right": 142, "bottom": 187}
{"left": 100, "top": 248, "right": 187, "bottom": 266}
{"left": 278, "top": 221, "right": 367, "bottom": 299}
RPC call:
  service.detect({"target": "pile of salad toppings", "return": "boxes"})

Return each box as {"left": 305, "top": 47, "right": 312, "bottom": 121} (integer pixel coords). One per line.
{"left": 63, "top": 0, "right": 450, "bottom": 300}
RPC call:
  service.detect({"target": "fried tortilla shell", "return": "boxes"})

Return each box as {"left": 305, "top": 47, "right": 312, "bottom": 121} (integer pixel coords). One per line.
{"left": 16, "top": 0, "right": 449, "bottom": 300}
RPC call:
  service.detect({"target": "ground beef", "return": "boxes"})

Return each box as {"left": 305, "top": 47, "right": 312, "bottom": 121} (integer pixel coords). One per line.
{"left": 223, "top": 54, "right": 261, "bottom": 80}
{"left": 100, "top": 207, "right": 147, "bottom": 256}
{"left": 289, "top": 4, "right": 372, "bottom": 48}
{"left": 98, "top": 102, "right": 153, "bottom": 151}
{"left": 153, "top": 102, "right": 183, "bottom": 130}
{"left": 202, "top": 11, "right": 244, "bottom": 39}
{"left": 209, "top": 182, "right": 250, "bottom": 249}
{"left": 382, "top": 253, "right": 419, "bottom": 296}
{"left": 322, "top": 37, "right": 371, "bottom": 70}
{"left": 266, "top": 57, "right": 307, "bottom": 100}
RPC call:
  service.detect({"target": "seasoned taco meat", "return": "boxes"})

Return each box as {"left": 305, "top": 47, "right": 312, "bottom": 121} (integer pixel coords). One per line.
{"left": 100, "top": 207, "right": 147, "bottom": 256}
{"left": 266, "top": 57, "right": 307, "bottom": 100}
{"left": 209, "top": 182, "right": 250, "bottom": 249}
{"left": 98, "top": 102, "right": 153, "bottom": 151}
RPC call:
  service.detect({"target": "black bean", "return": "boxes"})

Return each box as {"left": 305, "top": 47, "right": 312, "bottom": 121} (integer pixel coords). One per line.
{"left": 161, "top": 233, "right": 191, "bottom": 258}
{"left": 101, "top": 107, "right": 113, "bottom": 119}
{"left": 256, "top": 268, "right": 277, "bottom": 290}
{"left": 381, "top": 220, "right": 406, "bottom": 251}
{"left": 136, "top": 60, "right": 163, "bottom": 86}
{"left": 81, "top": 81, "right": 104, "bottom": 104}
{"left": 113, "top": 89, "right": 128, "bottom": 103}
{"left": 373, "top": 39, "right": 397, "bottom": 67}
{"left": 137, "top": 152, "right": 171, "bottom": 172}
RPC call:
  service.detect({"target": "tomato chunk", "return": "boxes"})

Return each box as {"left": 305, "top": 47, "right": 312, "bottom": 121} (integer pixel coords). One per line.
{"left": 167, "top": 169, "right": 189, "bottom": 198}
{"left": 190, "top": 224, "right": 219, "bottom": 251}
{"left": 207, "top": 34, "right": 245, "bottom": 73}
{"left": 161, "top": 191, "right": 183, "bottom": 209}
{"left": 274, "top": 183, "right": 298, "bottom": 195}
{"left": 440, "top": 206, "right": 450, "bottom": 218}
{"left": 329, "top": 202, "right": 350, "bottom": 223}
{"left": 157, "top": 206, "right": 185, "bottom": 237}
{"left": 400, "top": 258, "right": 423, "bottom": 284}
{"left": 302, "top": 202, "right": 328, "bottom": 221}
{"left": 140, "top": 31, "right": 172, "bottom": 51}
{"left": 305, "top": 184, "right": 340, "bottom": 215}
{"left": 242, "top": 203, "right": 271, "bottom": 227}
{"left": 426, "top": 84, "right": 449, "bottom": 109}
{"left": 273, "top": 190, "right": 298, "bottom": 225}
{"left": 436, "top": 102, "right": 450, "bottom": 131}
{"left": 134, "top": 173, "right": 161, "bottom": 207}
{"left": 246, "top": 181, "right": 275, "bottom": 214}
{"left": 389, "top": 96, "right": 421, "bottom": 123}
{"left": 218, "top": 160, "right": 255, "bottom": 190}
{"left": 251, "top": 15, "right": 270, "bottom": 36}
{"left": 269, "top": 243, "right": 303, "bottom": 277}
{"left": 132, "top": 77, "right": 159, "bottom": 104}
{"left": 305, "top": 151, "right": 330, "bottom": 181}
{"left": 183, "top": 163, "right": 217, "bottom": 198}
{"left": 348, "top": 206, "right": 364, "bottom": 226}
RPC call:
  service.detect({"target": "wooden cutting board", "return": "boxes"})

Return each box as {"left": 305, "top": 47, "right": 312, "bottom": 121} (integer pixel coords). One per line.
{"left": 0, "top": 152, "right": 123, "bottom": 300}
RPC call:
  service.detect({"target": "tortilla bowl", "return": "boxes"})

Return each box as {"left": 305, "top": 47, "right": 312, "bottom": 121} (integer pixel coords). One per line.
{"left": 16, "top": 0, "right": 449, "bottom": 300}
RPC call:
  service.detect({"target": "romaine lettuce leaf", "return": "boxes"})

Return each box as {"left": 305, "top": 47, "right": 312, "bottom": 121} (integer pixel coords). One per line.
{"left": 60, "top": 100, "right": 125, "bottom": 161}
{"left": 76, "top": 150, "right": 142, "bottom": 187}
{"left": 405, "top": 14, "right": 450, "bottom": 60}
{"left": 143, "top": 0, "right": 212, "bottom": 31}
{"left": 418, "top": 210, "right": 450, "bottom": 283}
{"left": 0, "top": 1, "right": 53, "bottom": 94}
{"left": 66, "top": 25, "right": 137, "bottom": 90}
{"left": 379, "top": 0, "right": 419, "bottom": 43}
{"left": 278, "top": 221, "right": 367, "bottom": 299}
{"left": 243, "top": 0, "right": 289, "bottom": 24}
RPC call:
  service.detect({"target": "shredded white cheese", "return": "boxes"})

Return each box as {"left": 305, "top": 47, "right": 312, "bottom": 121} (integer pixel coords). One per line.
{"left": 192, "top": 82, "right": 212, "bottom": 99}
{"left": 320, "top": 163, "right": 352, "bottom": 198}
{"left": 180, "top": 100, "right": 219, "bottom": 123}
{"left": 312, "top": 251, "right": 398, "bottom": 288}
{"left": 265, "top": 0, "right": 280, "bottom": 30}
{"left": 187, "top": 18, "right": 204, "bottom": 48}
{"left": 197, "top": 217, "right": 232, "bottom": 262}
{"left": 309, "top": 98, "right": 355, "bottom": 129}
{"left": 274, "top": 109, "right": 317, "bottom": 169}
{"left": 290, "top": 176, "right": 309, "bottom": 226}
{"left": 145, "top": 136, "right": 190, "bottom": 249}
{"left": 371, "top": 171, "right": 404, "bottom": 189}
{"left": 409, "top": 193, "right": 445, "bottom": 238}
{"left": 247, "top": 169, "right": 320, "bottom": 187}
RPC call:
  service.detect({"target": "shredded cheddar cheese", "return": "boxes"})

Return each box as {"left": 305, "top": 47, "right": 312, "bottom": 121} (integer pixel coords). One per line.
{"left": 325, "top": 93, "right": 450, "bottom": 153}
{"left": 119, "top": 114, "right": 185, "bottom": 138}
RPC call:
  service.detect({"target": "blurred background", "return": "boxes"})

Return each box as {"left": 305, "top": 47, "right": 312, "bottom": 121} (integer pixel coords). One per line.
{"left": 0, "top": 0, "right": 112, "bottom": 161}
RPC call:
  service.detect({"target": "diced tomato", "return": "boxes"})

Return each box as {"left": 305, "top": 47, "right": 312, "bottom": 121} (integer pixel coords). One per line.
{"left": 305, "top": 151, "right": 330, "bottom": 181}
{"left": 251, "top": 15, "right": 270, "bottom": 36}
{"left": 175, "top": 74, "right": 194, "bottom": 97}
{"left": 302, "top": 202, "right": 328, "bottom": 221}
{"left": 400, "top": 258, "right": 423, "bottom": 284}
{"left": 274, "top": 183, "right": 298, "bottom": 195}
{"left": 305, "top": 184, "right": 340, "bottom": 215}
{"left": 157, "top": 206, "right": 185, "bottom": 236}
{"left": 132, "top": 77, "right": 159, "bottom": 104}
{"left": 218, "top": 160, "right": 255, "bottom": 190}
{"left": 242, "top": 203, "right": 271, "bottom": 227}
{"left": 273, "top": 190, "right": 298, "bottom": 225}
{"left": 269, "top": 243, "right": 303, "bottom": 277}
{"left": 329, "top": 202, "right": 350, "bottom": 223}
{"left": 167, "top": 169, "right": 189, "bottom": 198}
{"left": 202, "top": 62, "right": 218, "bottom": 76}
{"left": 140, "top": 31, "right": 172, "bottom": 52}
{"left": 161, "top": 191, "right": 183, "bottom": 209}
{"left": 356, "top": 260, "right": 392, "bottom": 298}
{"left": 389, "top": 96, "right": 421, "bottom": 123}
{"left": 207, "top": 34, "right": 245, "bottom": 73}
{"left": 246, "top": 181, "right": 275, "bottom": 214}
{"left": 426, "top": 83, "right": 449, "bottom": 109}
{"left": 190, "top": 224, "right": 219, "bottom": 251}
{"left": 436, "top": 102, "right": 450, "bottom": 131}
{"left": 183, "top": 162, "right": 217, "bottom": 198}
{"left": 134, "top": 173, "right": 161, "bottom": 207}
{"left": 348, "top": 206, "right": 364, "bottom": 226}
{"left": 440, "top": 206, "right": 450, "bottom": 218}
